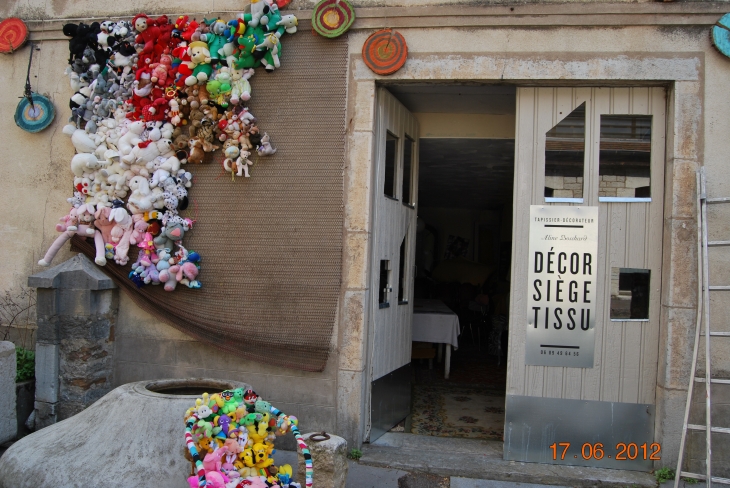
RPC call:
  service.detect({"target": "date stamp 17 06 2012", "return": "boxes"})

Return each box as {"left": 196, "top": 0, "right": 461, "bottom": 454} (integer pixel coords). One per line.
{"left": 549, "top": 442, "right": 661, "bottom": 461}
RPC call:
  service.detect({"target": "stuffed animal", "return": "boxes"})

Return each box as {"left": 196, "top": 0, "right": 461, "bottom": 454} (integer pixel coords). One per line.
{"left": 132, "top": 13, "right": 162, "bottom": 56}
{"left": 109, "top": 205, "right": 134, "bottom": 265}
{"left": 256, "top": 132, "right": 276, "bottom": 156}
{"left": 185, "top": 41, "right": 213, "bottom": 86}
{"left": 39, "top": 203, "right": 96, "bottom": 267}
{"left": 229, "top": 68, "right": 254, "bottom": 105}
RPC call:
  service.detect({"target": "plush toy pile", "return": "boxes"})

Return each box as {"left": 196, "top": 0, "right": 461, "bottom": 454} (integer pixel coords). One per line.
{"left": 184, "top": 388, "right": 312, "bottom": 488}
{"left": 40, "top": 2, "right": 298, "bottom": 292}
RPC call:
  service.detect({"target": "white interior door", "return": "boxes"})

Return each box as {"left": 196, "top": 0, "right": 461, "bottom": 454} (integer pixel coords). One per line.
{"left": 370, "top": 87, "right": 419, "bottom": 381}
{"left": 368, "top": 87, "right": 419, "bottom": 440}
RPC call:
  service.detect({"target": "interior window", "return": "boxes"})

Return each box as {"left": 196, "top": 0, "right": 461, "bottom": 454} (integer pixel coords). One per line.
{"left": 384, "top": 132, "right": 398, "bottom": 199}
{"left": 379, "top": 260, "right": 391, "bottom": 308}
{"left": 402, "top": 136, "right": 414, "bottom": 206}
{"left": 599, "top": 115, "right": 652, "bottom": 201}
{"left": 610, "top": 267, "right": 650, "bottom": 320}
{"left": 398, "top": 235, "right": 407, "bottom": 304}
{"left": 545, "top": 103, "right": 585, "bottom": 202}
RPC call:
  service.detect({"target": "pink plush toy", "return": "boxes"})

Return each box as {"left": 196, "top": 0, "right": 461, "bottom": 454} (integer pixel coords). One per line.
{"left": 38, "top": 204, "right": 96, "bottom": 267}
{"left": 128, "top": 214, "right": 149, "bottom": 245}
{"left": 137, "top": 232, "right": 158, "bottom": 266}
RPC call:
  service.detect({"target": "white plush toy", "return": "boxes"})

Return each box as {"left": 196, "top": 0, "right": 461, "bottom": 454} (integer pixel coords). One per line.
{"left": 71, "top": 153, "right": 107, "bottom": 177}
{"left": 276, "top": 15, "right": 298, "bottom": 34}
{"left": 127, "top": 175, "right": 154, "bottom": 211}
{"left": 117, "top": 120, "right": 145, "bottom": 156}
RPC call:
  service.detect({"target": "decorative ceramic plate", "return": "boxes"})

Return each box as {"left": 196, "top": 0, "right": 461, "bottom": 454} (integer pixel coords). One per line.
{"left": 15, "top": 93, "right": 55, "bottom": 133}
{"left": 362, "top": 29, "right": 407, "bottom": 76}
{"left": 711, "top": 13, "right": 730, "bottom": 58}
{"left": 312, "top": 0, "right": 355, "bottom": 38}
{"left": 0, "top": 17, "right": 29, "bottom": 54}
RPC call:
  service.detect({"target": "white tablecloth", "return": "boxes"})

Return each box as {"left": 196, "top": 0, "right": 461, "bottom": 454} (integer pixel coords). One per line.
{"left": 412, "top": 299, "right": 460, "bottom": 349}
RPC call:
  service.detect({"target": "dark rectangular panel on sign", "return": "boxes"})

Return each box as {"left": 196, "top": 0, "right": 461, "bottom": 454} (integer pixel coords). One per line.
{"left": 504, "top": 395, "right": 655, "bottom": 472}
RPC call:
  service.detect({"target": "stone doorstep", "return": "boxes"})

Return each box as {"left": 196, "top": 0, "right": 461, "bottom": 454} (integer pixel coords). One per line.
{"left": 360, "top": 433, "right": 656, "bottom": 488}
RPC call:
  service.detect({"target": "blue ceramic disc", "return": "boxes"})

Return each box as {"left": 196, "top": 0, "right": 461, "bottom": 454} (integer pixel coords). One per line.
{"left": 711, "top": 13, "right": 730, "bottom": 59}
{"left": 15, "top": 92, "right": 55, "bottom": 133}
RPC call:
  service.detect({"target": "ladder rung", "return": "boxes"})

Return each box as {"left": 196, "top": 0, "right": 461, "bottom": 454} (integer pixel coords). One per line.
{"left": 695, "top": 377, "right": 730, "bottom": 384}
{"left": 707, "top": 197, "right": 730, "bottom": 204}
{"left": 710, "top": 331, "right": 730, "bottom": 337}
{"left": 687, "top": 423, "right": 730, "bottom": 434}
{"left": 709, "top": 285, "right": 730, "bottom": 290}
{"left": 708, "top": 240, "right": 730, "bottom": 247}
{"left": 680, "top": 471, "right": 730, "bottom": 484}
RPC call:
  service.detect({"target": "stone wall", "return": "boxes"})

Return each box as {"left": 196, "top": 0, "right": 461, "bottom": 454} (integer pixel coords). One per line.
{"left": 28, "top": 255, "right": 117, "bottom": 427}
{"left": 545, "top": 175, "right": 651, "bottom": 199}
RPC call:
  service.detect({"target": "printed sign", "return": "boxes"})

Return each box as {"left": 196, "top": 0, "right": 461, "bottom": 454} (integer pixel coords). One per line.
{"left": 526, "top": 206, "right": 598, "bottom": 367}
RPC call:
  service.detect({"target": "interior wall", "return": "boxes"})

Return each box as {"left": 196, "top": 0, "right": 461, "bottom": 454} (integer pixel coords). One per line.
{"left": 418, "top": 208, "right": 501, "bottom": 263}
{"left": 414, "top": 113, "right": 516, "bottom": 139}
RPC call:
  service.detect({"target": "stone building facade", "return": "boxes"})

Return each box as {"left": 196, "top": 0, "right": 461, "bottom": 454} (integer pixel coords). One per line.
{"left": 2, "top": 0, "right": 729, "bottom": 478}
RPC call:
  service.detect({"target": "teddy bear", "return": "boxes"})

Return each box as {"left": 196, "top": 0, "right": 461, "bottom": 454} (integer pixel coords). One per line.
{"left": 229, "top": 68, "right": 254, "bottom": 105}
{"left": 117, "top": 120, "right": 146, "bottom": 156}
{"left": 222, "top": 146, "right": 253, "bottom": 178}
{"left": 185, "top": 41, "right": 213, "bottom": 86}
{"left": 62, "top": 22, "right": 101, "bottom": 64}
{"left": 128, "top": 213, "right": 150, "bottom": 246}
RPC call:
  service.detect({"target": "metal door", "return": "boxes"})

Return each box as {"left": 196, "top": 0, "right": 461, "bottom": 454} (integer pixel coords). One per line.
{"left": 368, "top": 87, "right": 419, "bottom": 441}
{"left": 505, "top": 87, "right": 666, "bottom": 468}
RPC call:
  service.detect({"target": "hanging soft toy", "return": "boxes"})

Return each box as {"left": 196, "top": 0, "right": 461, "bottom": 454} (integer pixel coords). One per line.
{"left": 39, "top": 203, "right": 96, "bottom": 267}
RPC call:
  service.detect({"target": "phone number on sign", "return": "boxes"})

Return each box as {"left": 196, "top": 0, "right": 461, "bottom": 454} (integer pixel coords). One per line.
{"left": 549, "top": 442, "right": 661, "bottom": 461}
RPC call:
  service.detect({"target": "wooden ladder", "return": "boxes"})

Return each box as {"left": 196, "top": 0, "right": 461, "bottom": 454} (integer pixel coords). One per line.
{"left": 674, "top": 168, "right": 730, "bottom": 487}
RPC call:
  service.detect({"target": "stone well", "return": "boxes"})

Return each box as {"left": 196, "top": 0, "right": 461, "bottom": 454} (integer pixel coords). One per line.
{"left": 0, "top": 378, "right": 250, "bottom": 488}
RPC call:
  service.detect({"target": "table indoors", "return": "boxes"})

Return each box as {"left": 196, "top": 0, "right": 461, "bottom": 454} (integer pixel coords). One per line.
{"left": 412, "top": 298, "right": 460, "bottom": 379}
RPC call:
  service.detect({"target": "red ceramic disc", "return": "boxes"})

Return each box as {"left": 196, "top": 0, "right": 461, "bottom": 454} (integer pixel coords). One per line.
{"left": 362, "top": 29, "right": 408, "bottom": 76}
{"left": 0, "top": 17, "right": 29, "bottom": 54}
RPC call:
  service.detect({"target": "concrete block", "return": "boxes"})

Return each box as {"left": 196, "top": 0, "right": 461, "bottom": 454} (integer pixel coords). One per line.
{"left": 603, "top": 175, "right": 617, "bottom": 182}
{"left": 336, "top": 369, "right": 366, "bottom": 447}
{"left": 625, "top": 176, "right": 650, "bottom": 189}
{"left": 34, "top": 343, "right": 59, "bottom": 404}
{"left": 339, "top": 291, "right": 368, "bottom": 372}
{"left": 544, "top": 176, "right": 564, "bottom": 189}
{"left": 344, "top": 232, "right": 370, "bottom": 290}
{"left": 654, "top": 385, "right": 687, "bottom": 468}
{"left": 661, "top": 217, "right": 698, "bottom": 309}
{"left": 0, "top": 342, "right": 17, "bottom": 444}
{"left": 352, "top": 81, "right": 376, "bottom": 132}
{"left": 298, "top": 432, "right": 348, "bottom": 488}
{"left": 345, "top": 131, "right": 374, "bottom": 232}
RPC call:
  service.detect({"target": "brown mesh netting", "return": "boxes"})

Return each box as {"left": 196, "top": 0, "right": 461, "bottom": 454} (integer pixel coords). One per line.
{"left": 72, "top": 22, "right": 347, "bottom": 372}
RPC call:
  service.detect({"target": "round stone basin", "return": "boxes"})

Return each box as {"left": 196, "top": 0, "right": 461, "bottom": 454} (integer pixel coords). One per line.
{"left": 0, "top": 378, "right": 251, "bottom": 488}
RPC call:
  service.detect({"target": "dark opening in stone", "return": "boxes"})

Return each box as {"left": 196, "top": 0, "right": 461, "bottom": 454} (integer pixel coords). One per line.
{"left": 144, "top": 379, "right": 236, "bottom": 396}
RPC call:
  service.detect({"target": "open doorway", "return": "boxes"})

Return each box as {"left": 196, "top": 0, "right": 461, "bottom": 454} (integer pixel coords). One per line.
{"left": 386, "top": 84, "right": 516, "bottom": 442}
